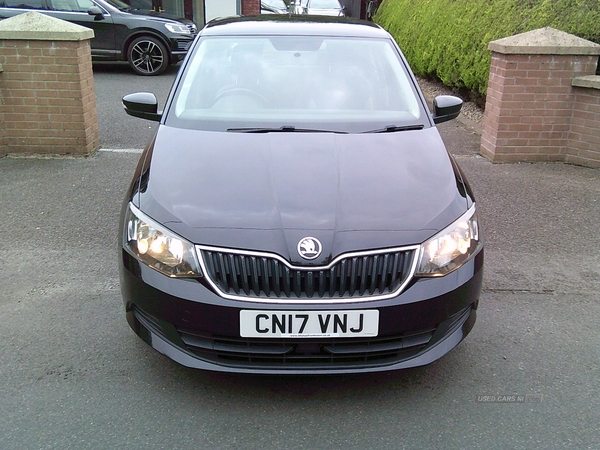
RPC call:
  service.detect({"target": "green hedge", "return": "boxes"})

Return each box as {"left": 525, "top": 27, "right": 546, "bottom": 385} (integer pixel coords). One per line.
{"left": 375, "top": 0, "right": 600, "bottom": 96}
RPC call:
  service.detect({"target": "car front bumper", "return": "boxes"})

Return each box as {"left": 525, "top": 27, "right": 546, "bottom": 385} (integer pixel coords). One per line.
{"left": 171, "top": 36, "right": 195, "bottom": 55}
{"left": 119, "top": 248, "right": 483, "bottom": 374}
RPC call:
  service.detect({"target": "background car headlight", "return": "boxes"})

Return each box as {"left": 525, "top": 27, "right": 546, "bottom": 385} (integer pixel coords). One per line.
{"left": 123, "top": 203, "right": 201, "bottom": 278}
{"left": 165, "top": 23, "right": 191, "bottom": 34}
{"left": 415, "top": 205, "right": 481, "bottom": 277}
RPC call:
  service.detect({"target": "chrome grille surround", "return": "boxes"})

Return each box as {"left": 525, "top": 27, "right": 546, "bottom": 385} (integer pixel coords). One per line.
{"left": 196, "top": 244, "right": 419, "bottom": 304}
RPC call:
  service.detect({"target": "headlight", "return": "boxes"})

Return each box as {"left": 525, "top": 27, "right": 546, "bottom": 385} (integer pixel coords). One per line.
{"left": 165, "top": 23, "right": 191, "bottom": 34}
{"left": 415, "top": 205, "right": 481, "bottom": 277}
{"left": 123, "top": 203, "right": 201, "bottom": 278}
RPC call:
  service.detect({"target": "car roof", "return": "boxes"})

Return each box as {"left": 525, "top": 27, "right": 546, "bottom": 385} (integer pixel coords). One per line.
{"left": 201, "top": 15, "right": 388, "bottom": 39}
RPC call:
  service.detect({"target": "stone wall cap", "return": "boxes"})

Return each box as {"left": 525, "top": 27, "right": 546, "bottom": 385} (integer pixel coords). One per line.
{"left": 489, "top": 27, "right": 600, "bottom": 55}
{"left": 572, "top": 75, "right": 600, "bottom": 90}
{"left": 0, "top": 11, "right": 94, "bottom": 41}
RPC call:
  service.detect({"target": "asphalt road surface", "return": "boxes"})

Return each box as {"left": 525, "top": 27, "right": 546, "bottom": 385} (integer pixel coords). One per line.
{"left": 0, "top": 62, "right": 599, "bottom": 449}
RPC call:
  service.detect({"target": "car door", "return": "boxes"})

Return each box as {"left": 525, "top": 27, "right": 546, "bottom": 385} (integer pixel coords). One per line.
{"left": 45, "top": 0, "right": 117, "bottom": 58}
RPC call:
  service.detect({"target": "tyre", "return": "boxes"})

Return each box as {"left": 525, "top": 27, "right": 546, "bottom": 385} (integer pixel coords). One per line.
{"left": 127, "top": 36, "right": 169, "bottom": 76}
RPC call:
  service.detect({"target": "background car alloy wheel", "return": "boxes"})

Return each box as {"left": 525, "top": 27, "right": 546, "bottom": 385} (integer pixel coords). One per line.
{"left": 127, "top": 36, "right": 169, "bottom": 76}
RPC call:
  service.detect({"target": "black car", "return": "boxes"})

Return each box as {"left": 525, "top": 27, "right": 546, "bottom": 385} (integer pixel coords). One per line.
{"left": 0, "top": 0, "right": 197, "bottom": 75}
{"left": 119, "top": 15, "right": 483, "bottom": 374}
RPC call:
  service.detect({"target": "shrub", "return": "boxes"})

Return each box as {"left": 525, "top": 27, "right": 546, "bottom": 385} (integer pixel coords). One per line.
{"left": 375, "top": 0, "right": 600, "bottom": 96}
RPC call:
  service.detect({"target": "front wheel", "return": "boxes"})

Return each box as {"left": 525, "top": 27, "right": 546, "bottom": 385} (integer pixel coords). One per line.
{"left": 127, "top": 36, "right": 169, "bottom": 76}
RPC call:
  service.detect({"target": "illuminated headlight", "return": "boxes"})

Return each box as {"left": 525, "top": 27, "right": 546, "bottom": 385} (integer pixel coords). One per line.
{"left": 415, "top": 205, "right": 481, "bottom": 277}
{"left": 165, "top": 23, "right": 191, "bottom": 34}
{"left": 123, "top": 203, "right": 201, "bottom": 278}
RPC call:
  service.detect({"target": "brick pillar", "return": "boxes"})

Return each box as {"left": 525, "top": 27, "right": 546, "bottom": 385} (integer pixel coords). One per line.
{"left": 241, "top": 0, "right": 260, "bottom": 15}
{"left": 567, "top": 76, "right": 600, "bottom": 168}
{"left": 481, "top": 27, "right": 600, "bottom": 163}
{"left": 0, "top": 62, "right": 5, "bottom": 156}
{"left": 0, "top": 12, "right": 99, "bottom": 157}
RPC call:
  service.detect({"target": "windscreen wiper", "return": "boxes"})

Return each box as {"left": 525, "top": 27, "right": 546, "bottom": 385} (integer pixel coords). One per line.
{"left": 227, "top": 126, "right": 348, "bottom": 134}
{"left": 362, "top": 124, "right": 425, "bottom": 133}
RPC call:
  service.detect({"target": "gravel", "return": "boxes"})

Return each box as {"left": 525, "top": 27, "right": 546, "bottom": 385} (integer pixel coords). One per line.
{"left": 417, "top": 77, "right": 484, "bottom": 126}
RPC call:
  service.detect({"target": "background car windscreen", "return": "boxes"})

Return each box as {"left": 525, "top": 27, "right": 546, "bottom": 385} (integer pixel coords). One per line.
{"left": 169, "top": 36, "right": 425, "bottom": 133}
{"left": 308, "top": 0, "right": 342, "bottom": 9}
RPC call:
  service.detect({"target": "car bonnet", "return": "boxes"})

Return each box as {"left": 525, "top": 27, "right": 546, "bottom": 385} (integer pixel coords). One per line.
{"left": 133, "top": 125, "right": 469, "bottom": 265}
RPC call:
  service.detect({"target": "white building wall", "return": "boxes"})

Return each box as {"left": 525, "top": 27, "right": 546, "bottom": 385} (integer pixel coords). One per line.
{"left": 204, "top": 0, "right": 238, "bottom": 22}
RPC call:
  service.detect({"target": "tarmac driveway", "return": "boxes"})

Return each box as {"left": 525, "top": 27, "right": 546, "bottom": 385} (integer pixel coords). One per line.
{"left": 0, "top": 67, "right": 598, "bottom": 449}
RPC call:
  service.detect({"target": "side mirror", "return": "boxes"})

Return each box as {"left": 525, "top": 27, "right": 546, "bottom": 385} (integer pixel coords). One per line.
{"left": 432, "top": 95, "right": 462, "bottom": 124}
{"left": 87, "top": 6, "right": 104, "bottom": 18}
{"left": 122, "top": 92, "right": 162, "bottom": 122}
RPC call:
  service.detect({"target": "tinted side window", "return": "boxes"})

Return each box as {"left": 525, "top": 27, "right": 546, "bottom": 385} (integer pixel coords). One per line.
{"left": 4, "top": 0, "right": 45, "bottom": 8}
{"left": 48, "top": 0, "right": 93, "bottom": 11}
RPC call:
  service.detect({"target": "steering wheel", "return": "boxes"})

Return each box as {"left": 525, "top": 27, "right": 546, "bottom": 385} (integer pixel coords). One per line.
{"left": 212, "top": 88, "right": 269, "bottom": 107}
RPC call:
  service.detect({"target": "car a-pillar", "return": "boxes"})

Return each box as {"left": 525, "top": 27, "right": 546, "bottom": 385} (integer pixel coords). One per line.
{"left": 0, "top": 11, "right": 100, "bottom": 157}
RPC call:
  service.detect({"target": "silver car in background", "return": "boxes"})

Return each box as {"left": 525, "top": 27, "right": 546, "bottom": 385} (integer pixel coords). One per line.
{"left": 261, "top": 0, "right": 289, "bottom": 14}
{"left": 303, "top": 0, "right": 345, "bottom": 16}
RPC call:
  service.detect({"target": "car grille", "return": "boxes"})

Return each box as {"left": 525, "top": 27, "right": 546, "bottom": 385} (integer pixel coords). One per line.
{"left": 134, "top": 306, "right": 472, "bottom": 371}
{"left": 197, "top": 246, "right": 418, "bottom": 302}
{"left": 177, "top": 327, "right": 434, "bottom": 368}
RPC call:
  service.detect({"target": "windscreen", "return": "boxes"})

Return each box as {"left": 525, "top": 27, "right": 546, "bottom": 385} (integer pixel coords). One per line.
{"left": 167, "top": 35, "right": 426, "bottom": 133}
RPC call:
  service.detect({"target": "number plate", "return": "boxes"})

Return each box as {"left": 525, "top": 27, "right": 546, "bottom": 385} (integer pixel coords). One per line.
{"left": 240, "top": 310, "right": 379, "bottom": 338}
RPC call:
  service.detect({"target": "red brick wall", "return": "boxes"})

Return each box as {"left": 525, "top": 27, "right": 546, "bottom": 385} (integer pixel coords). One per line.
{"left": 481, "top": 53, "right": 598, "bottom": 163}
{"left": 566, "top": 86, "right": 600, "bottom": 168}
{"left": 241, "top": 0, "right": 260, "bottom": 15}
{"left": 0, "top": 39, "right": 99, "bottom": 156}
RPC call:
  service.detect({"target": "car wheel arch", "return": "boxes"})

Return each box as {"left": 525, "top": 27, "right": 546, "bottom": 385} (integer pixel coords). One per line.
{"left": 122, "top": 30, "right": 171, "bottom": 57}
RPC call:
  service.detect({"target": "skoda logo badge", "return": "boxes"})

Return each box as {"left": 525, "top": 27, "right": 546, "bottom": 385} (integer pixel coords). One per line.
{"left": 298, "top": 237, "right": 322, "bottom": 260}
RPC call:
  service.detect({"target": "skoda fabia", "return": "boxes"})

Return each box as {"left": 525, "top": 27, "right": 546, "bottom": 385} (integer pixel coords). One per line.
{"left": 119, "top": 15, "right": 484, "bottom": 374}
